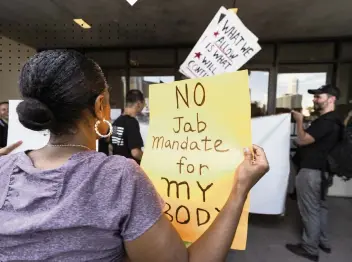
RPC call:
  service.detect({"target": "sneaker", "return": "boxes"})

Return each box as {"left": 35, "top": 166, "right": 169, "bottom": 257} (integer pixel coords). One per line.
{"left": 286, "top": 244, "right": 319, "bottom": 262}
{"left": 319, "top": 244, "right": 332, "bottom": 254}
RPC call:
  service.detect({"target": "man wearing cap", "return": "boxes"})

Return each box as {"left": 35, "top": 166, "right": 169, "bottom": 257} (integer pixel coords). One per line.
{"left": 286, "top": 85, "right": 343, "bottom": 261}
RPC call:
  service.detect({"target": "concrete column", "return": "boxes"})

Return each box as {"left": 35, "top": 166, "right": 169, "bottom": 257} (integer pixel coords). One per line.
{"left": 336, "top": 64, "right": 351, "bottom": 105}
{"left": 267, "top": 66, "right": 278, "bottom": 114}
{"left": 326, "top": 65, "right": 334, "bottom": 86}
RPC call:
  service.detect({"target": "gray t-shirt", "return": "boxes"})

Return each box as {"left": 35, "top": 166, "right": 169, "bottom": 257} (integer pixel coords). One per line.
{"left": 0, "top": 151, "right": 164, "bottom": 261}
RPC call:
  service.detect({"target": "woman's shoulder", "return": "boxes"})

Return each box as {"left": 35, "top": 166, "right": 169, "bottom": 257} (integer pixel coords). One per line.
{"left": 0, "top": 153, "right": 30, "bottom": 186}
{"left": 85, "top": 153, "right": 157, "bottom": 196}
{"left": 82, "top": 151, "right": 138, "bottom": 172}
{"left": 72, "top": 151, "right": 145, "bottom": 183}
{"left": 73, "top": 152, "right": 161, "bottom": 212}
{"left": 0, "top": 151, "right": 139, "bottom": 180}
{"left": 0, "top": 152, "right": 23, "bottom": 169}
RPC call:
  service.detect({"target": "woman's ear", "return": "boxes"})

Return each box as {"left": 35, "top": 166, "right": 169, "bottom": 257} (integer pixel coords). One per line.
{"left": 94, "top": 94, "right": 106, "bottom": 120}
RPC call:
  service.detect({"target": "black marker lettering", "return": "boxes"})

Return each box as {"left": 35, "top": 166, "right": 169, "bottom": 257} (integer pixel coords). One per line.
{"left": 197, "top": 208, "right": 211, "bottom": 226}
{"left": 164, "top": 203, "right": 174, "bottom": 222}
{"left": 176, "top": 205, "right": 191, "bottom": 224}
{"left": 176, "top": 84, "right": 189, "bottom": 109}
{"left": 194, "top": 83, "right": 206, "bottom": 106}
{"left": 197, "top": 181, "right": 214, "bottom": 202}
{"left": 214, "top": 139, "right": 229, "bottom": 152}
{"left": 197, "top": 113, "right": 207, "bottom": 133}
{"left": 173, "top": 116, "right": 183, "bottom": 133}
{"left": 161, "top": 177, "right": 190, "bottom": 200}
{"left": 199, "top": 164, "right": 209, "bottom": 176}
{"left": 152, "top": 136, "right": 164, "bottom": 149}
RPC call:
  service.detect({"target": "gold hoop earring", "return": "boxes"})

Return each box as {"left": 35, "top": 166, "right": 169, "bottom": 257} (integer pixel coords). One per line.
{"left": 95, "top": 119, "right": 113, "bottom": 138}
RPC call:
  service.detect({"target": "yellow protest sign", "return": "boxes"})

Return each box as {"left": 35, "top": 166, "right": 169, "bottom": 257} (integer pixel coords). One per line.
{"left": 141, "top": 71, "right": 251, "bottom": 250}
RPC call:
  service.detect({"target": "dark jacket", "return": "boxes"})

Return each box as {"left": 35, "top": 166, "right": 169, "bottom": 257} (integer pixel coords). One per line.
{"left": 0, "top": 119, "right": 8, "bottom": 148}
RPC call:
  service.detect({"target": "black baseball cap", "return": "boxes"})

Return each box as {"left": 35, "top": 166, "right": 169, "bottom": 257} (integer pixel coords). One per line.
{"left": 308, "top": 84, "right": 340, "bottom": 100}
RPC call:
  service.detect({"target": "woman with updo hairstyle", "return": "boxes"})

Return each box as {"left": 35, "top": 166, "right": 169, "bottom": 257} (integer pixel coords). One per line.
{"left": 0, "top": 50, "right": 269, "bottom": 262}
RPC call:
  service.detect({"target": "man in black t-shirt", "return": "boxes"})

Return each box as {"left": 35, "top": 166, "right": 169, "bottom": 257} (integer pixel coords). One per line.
{"left": 98, "top": 138, "right": 110, "bottom": 156}
{"left": 111, "top": 90, "right": 145, "bottom": 164}
{"left": 286, "top": 85, "right": 342, "bottom": 261}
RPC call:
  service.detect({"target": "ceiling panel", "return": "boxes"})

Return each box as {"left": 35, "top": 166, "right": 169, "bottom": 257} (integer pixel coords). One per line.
{"left": 0, "top": 0, "right": 351, "bottom": 49}
{"left": 237, "top": 0, "right": 352, "bottom": 40}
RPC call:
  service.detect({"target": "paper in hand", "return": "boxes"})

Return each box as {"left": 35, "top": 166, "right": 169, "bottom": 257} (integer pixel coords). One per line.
{"left": 180, "top": 6, "right": 261, "bottom": 79}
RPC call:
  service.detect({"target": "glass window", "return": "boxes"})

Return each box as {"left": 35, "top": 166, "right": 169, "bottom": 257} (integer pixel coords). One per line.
{"left": 130, "top": 68, "right": 175, "bottom": 114}
{"left": 129, "top": 68, "right": 175, "bottom": 145}
{"left": 248, "top": 70, "right": 269, "bottom": 117}
{"left": 276, "top": 72, "right": 327, "bottom": 117}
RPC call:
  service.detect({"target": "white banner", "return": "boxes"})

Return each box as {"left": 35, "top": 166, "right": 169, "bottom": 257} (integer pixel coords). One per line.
{"left": 7, "top": 100, "right": 99, "bottom": 153}
{"left": 249, "top": 114, "right": 291, "bottom": 214}
{"left": 7, "top": 100, "right": 50, "bottom": 154}
{"left": 110, "top": 108, "right": 122, "bottom": 122}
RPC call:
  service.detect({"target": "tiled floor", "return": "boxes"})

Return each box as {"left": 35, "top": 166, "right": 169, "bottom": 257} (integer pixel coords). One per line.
{"left": 226, "top": 197, "right": 352, "bottom": 262}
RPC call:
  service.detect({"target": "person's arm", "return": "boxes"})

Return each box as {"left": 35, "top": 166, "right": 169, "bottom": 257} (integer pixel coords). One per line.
{"left": 293, "top": 111, "right": 337, "bottom": 147}
{"left": 292, "top": 111, "right": 315, "bottom": 146}
{"left": 296, "top": 119, "right": 315, "bottom": 146}
{"left": 131, "top": 148, "right": 143, "bottom": 161}
{"left": 186, "top": 187, "right": 247, "bottom": 261}
{"left": 344, "top": 111, "right": 352, "bottom": 127}
{"left": 124, "top": 146, "right": 269, "bottom": 262}
{"left": 0, "top": 141, "right": 22, "bottom": 156}
{"left": 127, "top": 119, "right": 144, "bottom": 161}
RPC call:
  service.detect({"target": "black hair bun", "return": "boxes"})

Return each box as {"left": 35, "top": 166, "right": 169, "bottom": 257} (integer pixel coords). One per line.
{"left": 16, "top": 98, "right": 55, "bottom": 131}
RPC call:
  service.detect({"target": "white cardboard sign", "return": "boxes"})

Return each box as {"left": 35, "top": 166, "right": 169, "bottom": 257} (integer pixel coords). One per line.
{"left": 126, "top": 0, "right": 138, "bottom": 6}
{"left": 180, "top": 6, "right": 261, "bottom": 78}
